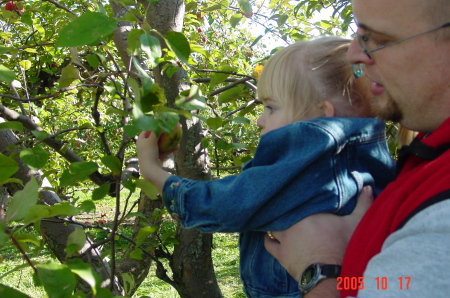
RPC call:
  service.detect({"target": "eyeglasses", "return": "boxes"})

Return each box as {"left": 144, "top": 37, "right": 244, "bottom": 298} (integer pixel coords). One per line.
{"left": 355, "top": 21, "right": 450, "bottom": 59}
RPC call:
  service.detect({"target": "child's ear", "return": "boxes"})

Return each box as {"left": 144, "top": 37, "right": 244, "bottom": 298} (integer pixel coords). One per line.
{"left": 321, "top": 101, "right": 335, "bottom": 117}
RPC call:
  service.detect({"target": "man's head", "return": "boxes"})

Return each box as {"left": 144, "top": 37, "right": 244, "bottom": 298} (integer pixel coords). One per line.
{"left": 347, "top": 0, "right": 450, "bottom": 133}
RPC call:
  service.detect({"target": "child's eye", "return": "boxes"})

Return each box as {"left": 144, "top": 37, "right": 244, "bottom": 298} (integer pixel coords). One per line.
{"left": 264, "top": 105, "right": 274, "bottom": 113}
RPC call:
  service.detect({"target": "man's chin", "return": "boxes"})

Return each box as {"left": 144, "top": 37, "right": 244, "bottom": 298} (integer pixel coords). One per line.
{"left": 370, "top": 96, "right": 403, "bottom": 123}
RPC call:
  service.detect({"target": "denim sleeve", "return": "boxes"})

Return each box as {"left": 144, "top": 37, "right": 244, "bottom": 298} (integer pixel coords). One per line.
{"left": 162, "top": 118, "right": 394, "bottom": 233}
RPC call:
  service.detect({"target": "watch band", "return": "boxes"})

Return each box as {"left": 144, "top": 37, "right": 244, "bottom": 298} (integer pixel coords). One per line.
{"left": 298, "top": 263, "right": 341, "bottom": 294}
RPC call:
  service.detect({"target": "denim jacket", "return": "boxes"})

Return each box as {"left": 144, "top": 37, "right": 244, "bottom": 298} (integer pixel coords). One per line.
{"left": 162, "top": 117, "right": 396, "bottom": 297}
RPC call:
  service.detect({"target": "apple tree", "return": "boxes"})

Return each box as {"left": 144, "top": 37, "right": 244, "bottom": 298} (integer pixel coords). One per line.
{"left": 0, "top": 0, "right": 355, "bottom": 297}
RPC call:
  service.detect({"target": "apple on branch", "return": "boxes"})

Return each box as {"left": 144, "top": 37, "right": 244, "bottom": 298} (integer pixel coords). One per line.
{"left": 144, "top": 123, "right": 182, "bottom": 155}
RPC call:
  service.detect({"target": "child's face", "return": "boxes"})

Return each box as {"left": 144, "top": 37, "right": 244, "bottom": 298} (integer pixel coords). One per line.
{"left": 257, "top": 98, "right": 293, "bottom": 136}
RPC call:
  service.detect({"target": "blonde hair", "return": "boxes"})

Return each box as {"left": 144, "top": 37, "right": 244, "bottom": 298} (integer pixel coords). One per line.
{"left": 257, "top": 36, "right": 372, "bottom": 122}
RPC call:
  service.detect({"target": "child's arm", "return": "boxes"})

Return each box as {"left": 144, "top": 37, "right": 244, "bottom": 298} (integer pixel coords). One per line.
{"left": 136, "top": 131, "right": 172, "bottom": 194}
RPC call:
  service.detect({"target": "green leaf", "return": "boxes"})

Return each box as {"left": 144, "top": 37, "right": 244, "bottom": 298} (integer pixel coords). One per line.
{"left": 69, "top": 162, "right": 98, "bottom": 177}
{"left": 132, "top": 103, "right": 158, "bottom": 131}
{"left": 101, "top": 155, "right": 121, "bottom": 175}
{"left": 175, "top": 85, "right": 207, "bottom": 110}
{"left": 0, "top": 284, "right": 30, "bottom": 298}
{"left": 230, "top": 14, "right": 243, "bottom": 28}
{"left": 228, "top": 143, "right": 247, "bottom": 149}
{"left": 19, "top": 60, "right": 32, "bottom": 70}
{"left": 136, "top": 226, "right": 157, "bottom": 247}
{"left": 0, "top": 121, "right": 23, "bottom": 132}
{"left": 86, "top": 54, "right": 100, "bottom": 68}
{"left": 0, "top": 153, "right": 19, "bottom": 182}
{"left": 36, "top": 262, "right": 77, "bottom": 298}
{"left": 127, "top": 28, "right": 143, "bottom": 56}
{"left": 209, "top": 65, "right": 237, "bottom": 89}
{"left": 23, "top": 204, "right": 51, "bottom": 224}
{"left": 6, "top": 177, "right": 39, "bottom": 223}
{"left": 0, "top": 65, "right": 16, "bottom": 84}
{"left": 14, "top": 233, "right": 41, "bottom": 247}
{"left": 78, "top": 200, "right": 96, "bottom": 213}
{"left": 133, "top": 56, "right": 153, "bottom": 88}
{"left": 165, "top": 31, "right": 191, "bottom": 65}
{"left": 140, "top": 34, "right": 161, "bottom": 68}
{"left": 106, "top": 107, "right": 128, "bottom": 117}
{"left": 121, "top": 273, "right": 136, "bottom": 297}
{"left": 92, "top": 184, "right": 110, "bottom": 201}
{"left": 277, "top": 14, "right": 289, "bottom": 26}
{"left": 238, "top": 0, "right": 253, "bottom": 17}
{"left": 130, "top": 248, "right": 143, "bottom": 260}
{"left": 67, "top": 259, "right": 100, "bottom": 295}
{"left": 0, "top": 230, "right": 9, "bottom": 246}
{"left": 232, "top": 116, "right": 251, "bottom": 124}
{"left": 31, "top": 130, "right": 49, "bottom": 141}
{"left": 66, "top": 228, "right": 86, "bottom": 255}
{"left": 207, "top": 117, "right": 224, "bottom": 130}
{"left": 20, "top": 146, "right": 49, "bottom": 170}
{"left": 56, "top": 12, "right": 118, "bottom": 47}
{"left": 60, "top": 170, "right": 80, "bottom": 187}
{"left": 218, "top": 85, "right": 245, "bottom": 104}
{"left": 58, "top": 65, "right": 79, "bottom": 88}
{"left": 135, "top": 179, "right": 159, "bottom": 199}
{"left": 48, "top": 202, "right": 79, "bottom": 217}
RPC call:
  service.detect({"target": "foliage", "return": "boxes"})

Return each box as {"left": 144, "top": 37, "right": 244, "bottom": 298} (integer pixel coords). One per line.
{"left": 0, "top": 0, "right": 366, "bottom": 297}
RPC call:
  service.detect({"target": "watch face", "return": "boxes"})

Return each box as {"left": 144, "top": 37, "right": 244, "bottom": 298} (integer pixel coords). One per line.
{"left": 300, "top": 264, "right": 317, "bottom": 288}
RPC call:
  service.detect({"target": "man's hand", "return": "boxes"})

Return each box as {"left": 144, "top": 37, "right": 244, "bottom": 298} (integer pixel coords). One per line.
{"left": 264, "top": 186, "right": 374, "bottom": 283}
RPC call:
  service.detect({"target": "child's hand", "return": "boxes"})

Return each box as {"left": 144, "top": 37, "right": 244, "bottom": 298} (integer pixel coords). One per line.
{"left": 136, "top": 130, "right": 161, "bottom": 165}
{"left": 136, "top": 130, "right": 173, "bottom": 193}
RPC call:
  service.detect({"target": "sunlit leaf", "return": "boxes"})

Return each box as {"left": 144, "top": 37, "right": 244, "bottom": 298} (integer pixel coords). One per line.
{"left": 36, "top": 262, "right": 77, "bottom": 298}
{"left": 6, "top": 177, "right": 39, "bottom": 223}
{"left": 140, "top": 34, "right": 161, "bottom": 68}
{"left": 0, "top": 65, "right": 15, "bottom": 84}
{"left": 56, "top": 12, "right": 118, "bottom": 47}
{"left": 207, "top": 117, "right": 224, "bottom": 130}
{"left": 20, "top": 146, "right": 49, "bottom": 170}
{"left": 0, "top": 153, "right": 19, "bottom": 182}
{"left": 209, "top": 65, "right": 237, "bottom": 89}
{"left": 92, "top": 184, "right": 110, "bottom": 201}
{"left": 0, "top": 284, "right": 30, "bottom": 298}
{"left": 230, "top": 14, "right": 242, "bottom": 28}
{"left": 59, "top": 65, "right": 79, "bottom": 88}
{"left": 67, "top": 259, "right": 100, "bottom": 295}
{"left": 69, "top": 162, "right": 98, "bottom": 177}
{"left": 0, "top": 121, "right": 23, "bottom": 132}
{"left": 66, "top": 228, "right": 86, "bottom": 256}
{"left": 135, "top": 179, "right": 159, "bottom": 199}
{"left": 101, "top": 155, "right": 121, "bottom": 175}
{"left": 238, "top": 0, "right": 253, "bottom": 17}
{"left": 165, "top": 31, "right": 191, "bottom": 65}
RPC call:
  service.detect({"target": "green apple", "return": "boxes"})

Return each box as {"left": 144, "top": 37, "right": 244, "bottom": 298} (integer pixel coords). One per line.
{"left": 158, "top": 123, "right": 182, "bottom": 153}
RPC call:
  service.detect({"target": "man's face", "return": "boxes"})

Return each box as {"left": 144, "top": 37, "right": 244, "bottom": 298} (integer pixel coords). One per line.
{"left": 347, "top": 0, "right": 450, "bottom": 133}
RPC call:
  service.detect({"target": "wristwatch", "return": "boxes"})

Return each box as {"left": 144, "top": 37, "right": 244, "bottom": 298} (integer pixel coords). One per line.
{"left": 298, "top": 263, "right": 341, "bottom": 294}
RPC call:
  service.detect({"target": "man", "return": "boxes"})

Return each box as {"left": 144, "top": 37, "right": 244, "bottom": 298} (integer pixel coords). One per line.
{"left": 265, "top": 0, "right": 450, "bottom": 297}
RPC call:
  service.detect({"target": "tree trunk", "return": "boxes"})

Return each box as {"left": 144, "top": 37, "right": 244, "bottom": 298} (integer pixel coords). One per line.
{"left": 142, "top": 0, "right": 222, "bottom": 296}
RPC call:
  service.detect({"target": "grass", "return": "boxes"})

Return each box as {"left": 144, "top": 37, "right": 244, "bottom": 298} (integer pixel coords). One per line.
{"left": 0, "top": 189, "right": 245, "bottom": 297}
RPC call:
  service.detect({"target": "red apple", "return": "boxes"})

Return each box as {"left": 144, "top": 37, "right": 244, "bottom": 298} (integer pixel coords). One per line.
{"left": 158, "top": 123, "right": 182, "bottom": 153}
{"left": 5, "top": 2, "right": 24, "bottom": 12}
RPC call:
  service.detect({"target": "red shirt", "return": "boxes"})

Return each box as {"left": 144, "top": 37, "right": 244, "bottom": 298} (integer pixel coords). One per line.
{"left": 340, "top": 117, "right": 450, "bottom": 297}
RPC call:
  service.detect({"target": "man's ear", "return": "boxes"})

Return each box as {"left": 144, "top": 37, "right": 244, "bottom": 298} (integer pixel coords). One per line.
{"left": 321, "top": 101, "right": 335, "bottom": 117}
